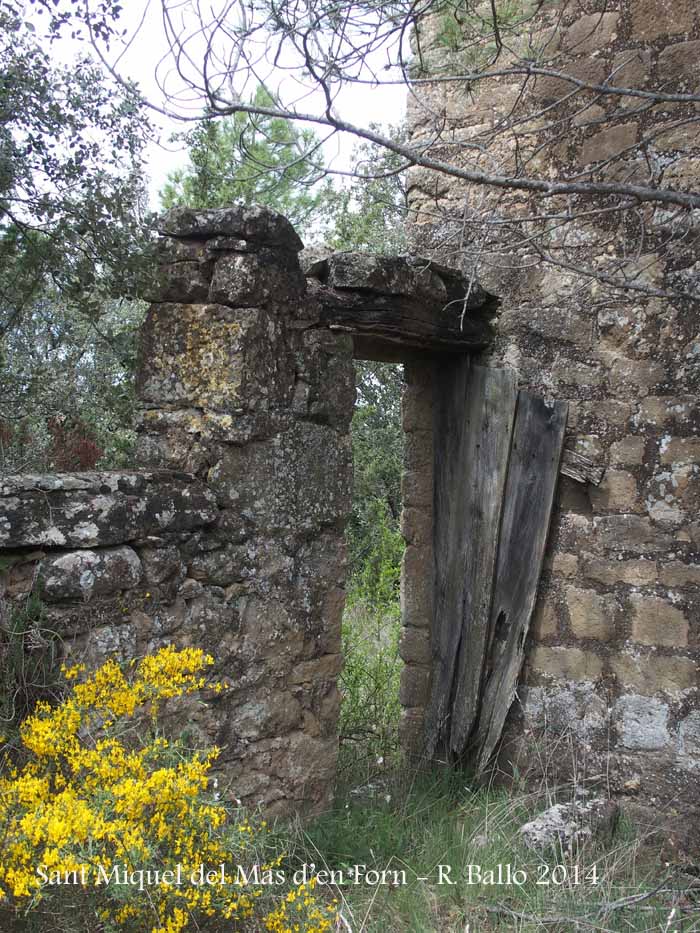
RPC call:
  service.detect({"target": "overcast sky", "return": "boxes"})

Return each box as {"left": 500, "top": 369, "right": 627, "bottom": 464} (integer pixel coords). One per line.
{"left": 69, "top": 0, "right": 408, "bottom": 208}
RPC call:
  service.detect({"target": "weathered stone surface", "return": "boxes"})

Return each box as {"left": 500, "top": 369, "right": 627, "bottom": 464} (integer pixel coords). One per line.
{"left": 609, "top": 437, "right": 645, "bottom": 466}
{"left": 0, "top": 472, "right": 217, "bottom": 548}
{"left": 583, "top": 558, "right": 657, "bottom": 586}
{"left": 399, "top": 626, "right": 431, "bottom": 665}
{"left": 580, "top": 124, "right": 638, "bottom": 166}
{"left": 38, "top": 546, "right": 142, "bottom": 601}
{"left": 399, "top": 664, "right": 431, "bottom": 707}
{"left": 592, "top": 515, "right": 674, "bottom": 554}
{"left": 158, "top": 206, "right": 305, "bottom": 251}
{"left": 137, "top": 303, "right": 289, "bottom": 410}
{"left": 566, "top": 586, "right": 617, "bottom": 641}
{"left": 529, "top": 646, "right": 603, "bottom": 681}
{"left": 611, "top": 651, "right": 697, "bottom": 694}
{"left": 589, "top": 470, "right": 639, "bottom": 512}
{"left": 615, "top": 696, "right": 671, "bottom": 750}
{"left": 520, "top": 798, "right": 619, "bottom": 850}
{"left": 629, "top": 595, "right": 689, "bottom": 647}
{"left": 401, "top": 545, "right": 433, "bottom": 626}
{"left": 209, "top": 250, "right": 305, "bottom": 308}
{"left": 660, "top": 437, "right": 700, "bottom": 465}
{"left": 657, "top": 40, "right": 700, "bottom": 86}
{"left": 531, "top": 594, "right": 559, "bottom": 639}
{"left": 564, "top": 13, "right": 620, "bottom": 53}
{"left": 678, "top": 712, "right": 700, "bottom": 769}
{"left": 630, "top": 0, "right": 695, "bottom": 39}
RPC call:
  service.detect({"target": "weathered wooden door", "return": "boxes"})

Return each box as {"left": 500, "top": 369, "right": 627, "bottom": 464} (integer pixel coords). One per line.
{"left": 425, "top": 358, "right": 567, "bottom": 772}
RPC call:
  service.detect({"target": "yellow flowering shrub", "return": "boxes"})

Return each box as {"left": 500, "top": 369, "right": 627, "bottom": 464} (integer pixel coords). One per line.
{"left": 0, "top": 646, "right": 337, "bottom": 933}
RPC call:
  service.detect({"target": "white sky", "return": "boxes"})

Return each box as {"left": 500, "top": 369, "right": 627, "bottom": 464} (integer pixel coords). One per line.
{"left": 38, "top": 0, "right": 407, "bottom": 208}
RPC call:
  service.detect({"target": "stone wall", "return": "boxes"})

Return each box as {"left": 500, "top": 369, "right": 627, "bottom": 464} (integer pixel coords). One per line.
{"left": 0, "top": 207, "right": 357, "bottom": 817}
{"left": 407, "top": 0, "right": 699, "bottom": 823}
{"left": 1, "top": 206, "right": 492, "bottom": 817}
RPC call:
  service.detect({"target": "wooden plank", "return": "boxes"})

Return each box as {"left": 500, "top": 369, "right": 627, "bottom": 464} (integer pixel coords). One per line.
{"left": 424, "top": 356, "right": 472, "bottom": 757}
{"left": 469, "top": 392, "right": 568, "bottom": 773}
{"left": 448, "top": 366, "right": 518, "bottom": 758}
{"left": 560, "top": 448, "right": 605, "bottom": 486}
{"left": 424, "top": 362, "right": 517, "bottom": 759}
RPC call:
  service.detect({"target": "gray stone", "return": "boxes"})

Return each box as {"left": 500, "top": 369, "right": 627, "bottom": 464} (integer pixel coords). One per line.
{"left": 0, "top": 472, "right": 217, "bottom": 549}
{"left": 520, "top": 798, "right": 619, "bottom": 850}
{"left": 615, "top": 696, "right": 671, "bottom": 750}
{"left": 39, "top": 546, "right": 142, "bottom": 601}
{"left": 158, "top": 205, "right": 304, "bottom": 251}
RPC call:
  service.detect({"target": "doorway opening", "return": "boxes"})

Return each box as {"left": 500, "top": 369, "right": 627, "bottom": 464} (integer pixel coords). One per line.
{"left": 338, "top": 359, "right": 406, "bottom": 778}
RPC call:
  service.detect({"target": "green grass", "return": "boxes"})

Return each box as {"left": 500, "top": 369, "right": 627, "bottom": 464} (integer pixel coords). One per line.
{"left": 279, "top": 768, "right": 700, "bottom": 931}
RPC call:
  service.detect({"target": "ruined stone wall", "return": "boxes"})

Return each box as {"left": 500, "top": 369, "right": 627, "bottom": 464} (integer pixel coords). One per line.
{"left": 398, "top": 360, "right": 435, "bottom": 752}
{"left": 0, "top": 207, "right": 356, "bottom": 817}
{"left": 407, "top": 1, "right": 699, "bottom": 819}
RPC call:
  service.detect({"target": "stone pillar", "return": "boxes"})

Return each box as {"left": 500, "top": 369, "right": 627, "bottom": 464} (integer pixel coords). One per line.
{"left": 135, "top": 206, "right": 355, "bottom": 816}
{"left": 406, "top": 1, "right": 700, "bottom": 821}
{"left": 398, "top": 358, "right": 434, "bottom": 754}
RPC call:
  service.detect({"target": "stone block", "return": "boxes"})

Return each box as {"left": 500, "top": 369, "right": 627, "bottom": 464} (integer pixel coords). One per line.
{"left": 289, "top": 654, "right": 343, "bottom": 685}
{"left": 137, "top": 303, "right": 292, "bottom": 410}
{"left": 589, "top": 470, "right": 640, "bottom": 512}
{"left": 565, "top": 586, "right": 617, "bottom": 641}
{"left": 678, "top": 711, "right": 700, "bottom": 768}
{"left": 615, "top": 695, "right": 670, "bottom": 750}
{"left": 399, "top": 664, "right": 431, "bottom": 707}
{"left": 402, "top": 383, "right": 434, "bottom": 432}
{"left": 611, "top": 50, "right": 652, "bottom": 92}
{"left": 563, "top": 12, "right": 619, "bottom": 54}
{"left": 658, "top": 39, "right": 700, "bottom": 86}
{"left": 404, "top": 430, "right": 433, "bottom": 472}
{"left": 637, "top": 396, "right": 699, "bottom": 430}
{"left": 529, "top": 646, "right": 603, "bottom": 681}
{"left": 531, "top": 595, "right": 559, "bottom": 639}
{"left": 593, "top": 515, "right": 674, "bottom": 555}
{"left": 660, "top": 437, "right": 700, "bottom": 465}
{"left": 629, "top": 595, "right": 689, "bottom": 647}
{"left": 0, "top": 472, "right": 217, "bottom": 549}
{"left": 658, "top": 562, "right": 700, "bottom": 587}
{"left": 400, "top": 507, "right": 432, "bottom": 546}
{"left": 581, "top": 124, "right": 638, "bottom": 166}
{"left": 609, "top": 437, "right": 645, "bottom": 466}
{"left": 400, "top": 546, "right": 433, "bottom": 627}
{"left": 38, "top": 546, "right": 142, "bottom": 601}
{"left": 399, "top": 707, "right": 426, "bottom": 754}
{"left": 601, "top": 352, "right": 665, "bottom": 396}
{"left": 158, "top": 205, "right": 304, "bottom": 251}
{"left": 631, "top": 0, "right": 695, "bottom": 40}
{"left": 543, "top": 551, "right": 579, "bottom": 578}
{"left": 610, "top": 651, "right": 697, "bottom": 694}
{"left": 583, "top": 558, "right": 657, "bottom": 586}
{"left": 401, "top": 469, "right": 433, "bottom": 508}
{"left": 399, "top": 626, "right": 432, "bottom": 665}
{"left": 209, "top": 249, "right": 304, "bottom": 309}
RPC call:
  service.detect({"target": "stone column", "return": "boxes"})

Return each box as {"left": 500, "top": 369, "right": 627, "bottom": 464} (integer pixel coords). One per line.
{"left": 135, "top": 206, "right": 355, "bottom": 816}
{"left": 398, "top": 358, "right": 434, "bottom": 755}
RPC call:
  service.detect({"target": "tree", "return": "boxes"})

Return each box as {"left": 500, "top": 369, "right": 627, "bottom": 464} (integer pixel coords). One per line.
{"left": 328, "top": 126, "right": 408, "bottom": 255}
{"left": 0, "top": 1, "right": 152, "bottom": 472}
{"left": 71, "top": 0, "right": 700, "bottom": 303}
{"left": 160, "top": 86, "right": 339, "bottom": 236}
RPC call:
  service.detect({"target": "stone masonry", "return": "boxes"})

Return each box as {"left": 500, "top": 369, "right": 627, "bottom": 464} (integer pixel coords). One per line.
{"left": 407, "top": 0, "right": 699, "bottom": 827}
{"left": 0, "top": 205, "right": 494, "bottom": 817}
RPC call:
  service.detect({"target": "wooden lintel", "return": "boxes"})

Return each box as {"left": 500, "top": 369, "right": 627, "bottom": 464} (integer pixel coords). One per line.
{"left": 311, "top": 282, "right": 495, "bottom": 354}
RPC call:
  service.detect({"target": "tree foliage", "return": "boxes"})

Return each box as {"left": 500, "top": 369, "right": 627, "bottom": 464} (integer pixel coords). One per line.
{"left": 0, "top": 1, "right": 152, "bottom": 473}
{"left": 160, "top": 86, "right": 338, "bottom": 236}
